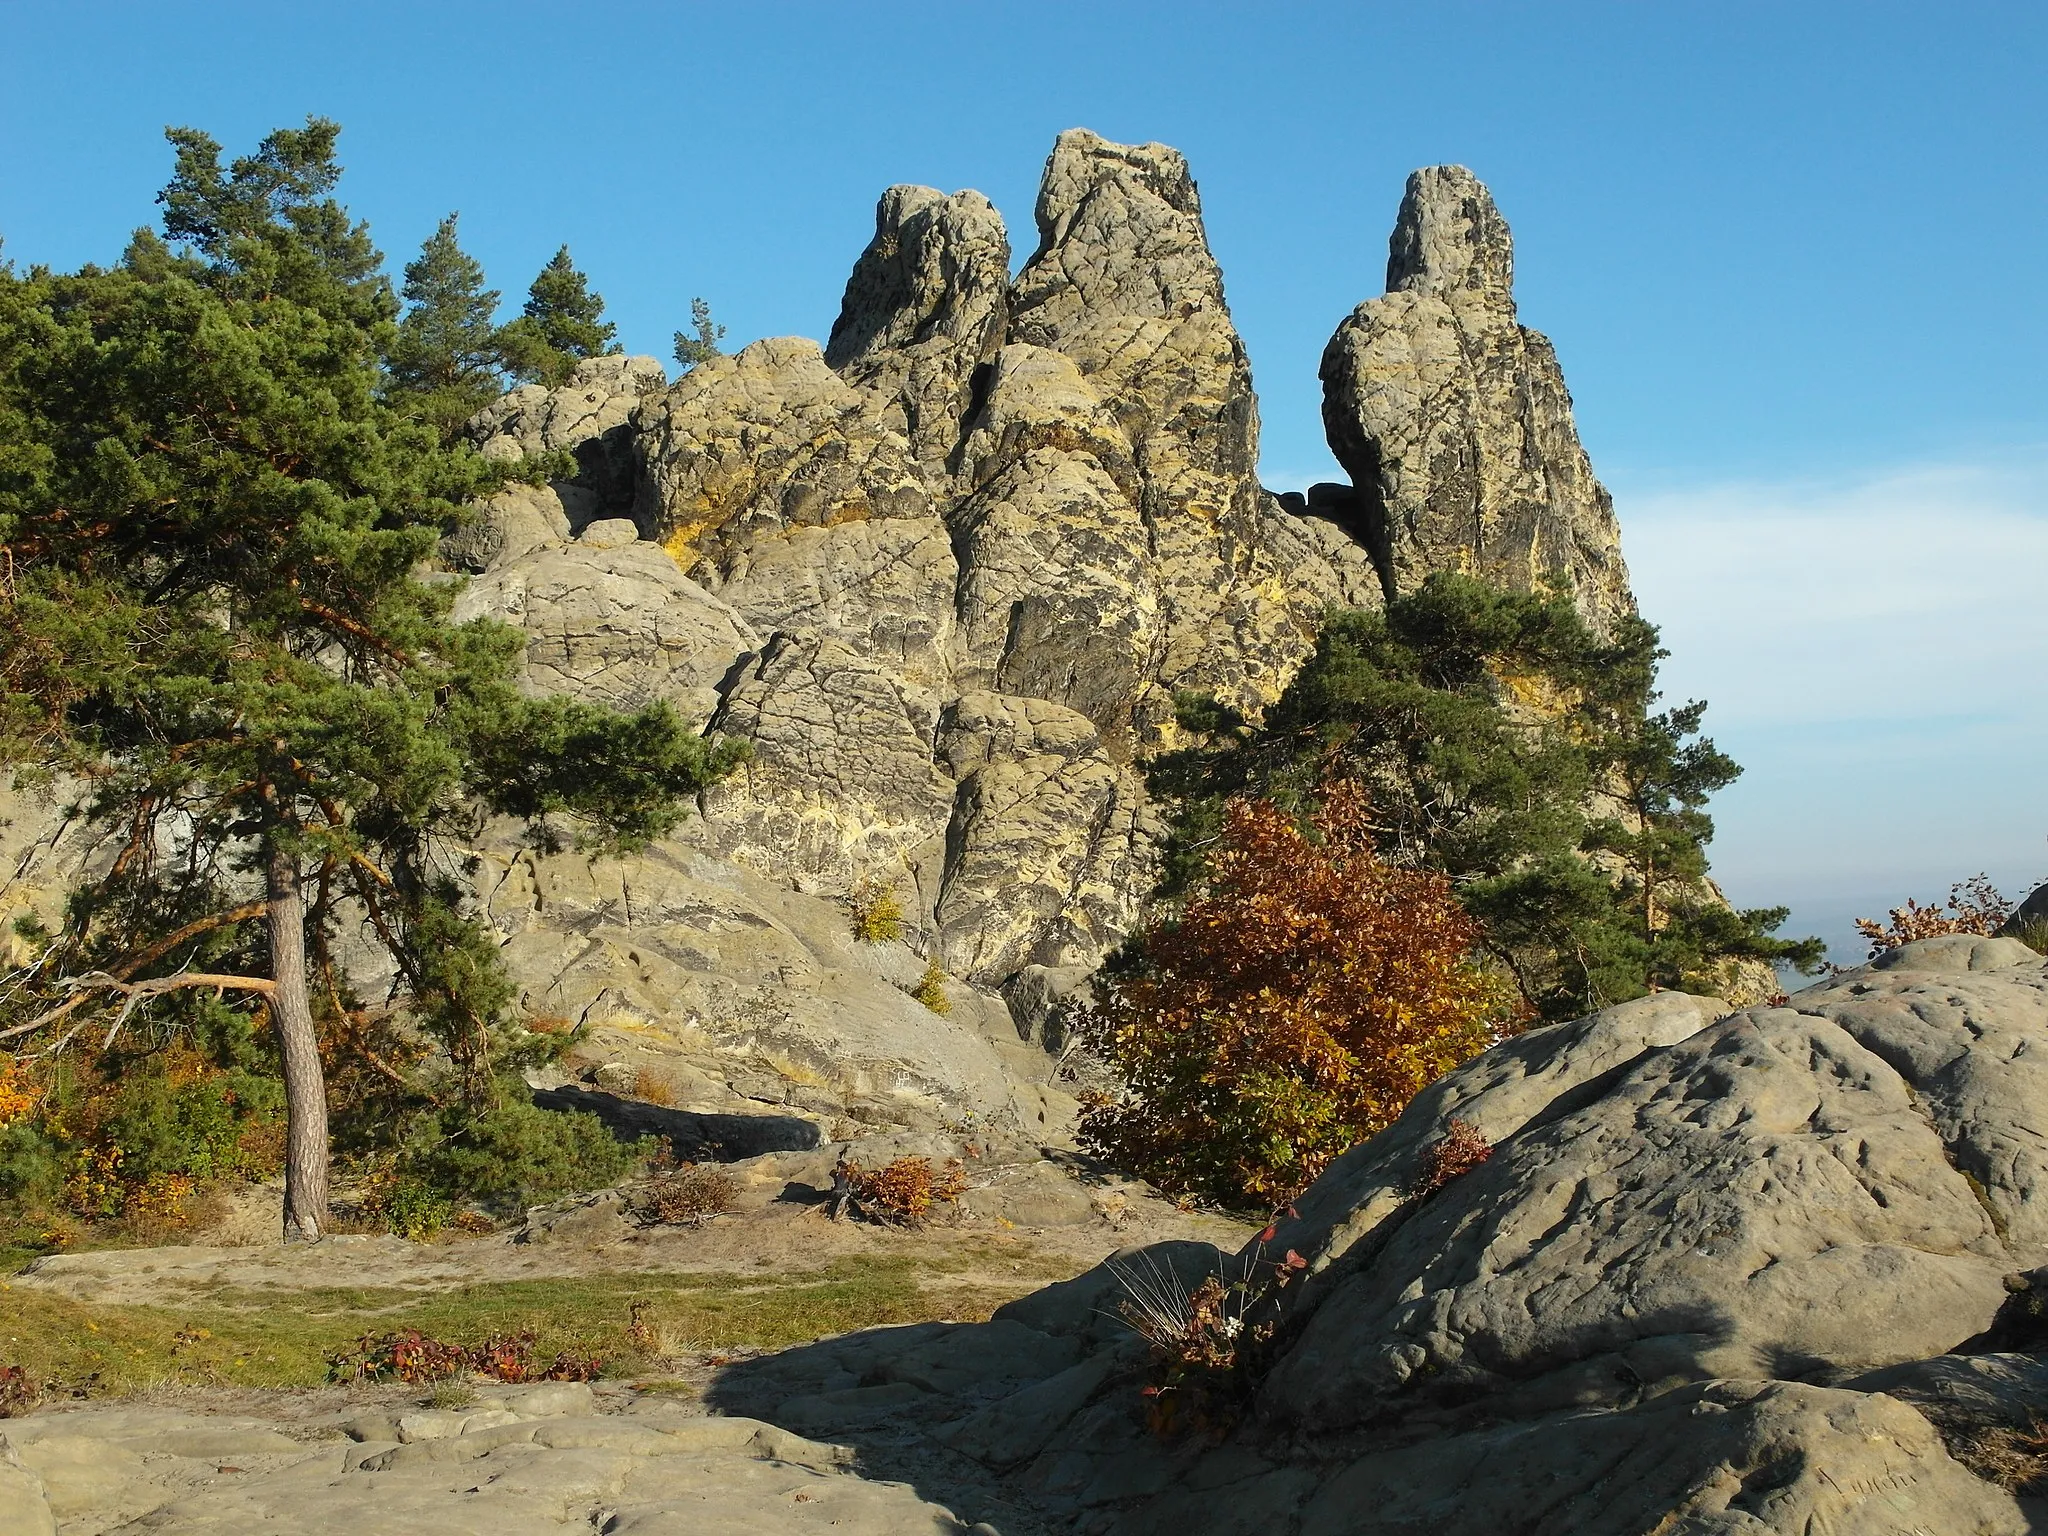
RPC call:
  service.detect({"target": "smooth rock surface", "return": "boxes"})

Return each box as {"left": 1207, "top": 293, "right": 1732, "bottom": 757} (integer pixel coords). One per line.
{"left": 712, "top": 941, "right": 2048, "bottom": 1536}
{"left": 3, "top": 1398, "right": 971, "bottom": 1535}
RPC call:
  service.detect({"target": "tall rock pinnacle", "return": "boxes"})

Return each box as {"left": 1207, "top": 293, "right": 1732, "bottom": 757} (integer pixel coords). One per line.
{"left": 1321, "top": 166, "right": 1634, "bottom": 634}
{"left": 826, "top": 185, "right": 1011, "bottom": 484}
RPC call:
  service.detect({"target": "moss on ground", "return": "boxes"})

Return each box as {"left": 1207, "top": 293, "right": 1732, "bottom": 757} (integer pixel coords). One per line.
{"left": 0, "top": 1250, "right": 1063, "bottom": 1397}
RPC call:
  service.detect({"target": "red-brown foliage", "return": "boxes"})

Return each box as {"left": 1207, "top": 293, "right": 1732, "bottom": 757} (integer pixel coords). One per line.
{"left": 830, "top": 1155, "right": 967, "bottom": 1226}
{"left": 1078, "top": 783, "right": 1519, "bottom": 1204}
{"left": 1411, "top": 1118, "right": 1493, "bottom": 1198}
{"left": 1855, "top": 875, "right": 2011, "bottom": 959}
{"left": 329, "top": 1328, "right": 602, "bottom": 1384}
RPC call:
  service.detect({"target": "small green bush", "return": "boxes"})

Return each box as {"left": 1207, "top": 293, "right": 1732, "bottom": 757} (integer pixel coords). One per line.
{"left": 408, "top": 1090, "right": 640, "bottom": 1213}
{"left": 96, "top": 1067, "right": 284, "bottom": 1187}
{"left": 0, "top": 1122, "right": 63, "bottom": 1206}
{"left": 382, "top": 1178, "right": 456, "bottom": 1241}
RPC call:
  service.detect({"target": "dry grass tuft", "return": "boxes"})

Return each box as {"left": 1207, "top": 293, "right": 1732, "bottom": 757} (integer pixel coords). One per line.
{"left": 633, "top": 1068, "right": 679, "bottom": 1107}
{"left": 637, "top": 1165, "right": 740, "bottom": 1227}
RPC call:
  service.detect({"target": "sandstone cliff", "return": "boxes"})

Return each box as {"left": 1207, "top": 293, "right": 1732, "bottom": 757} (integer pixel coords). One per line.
{"left": 1320, "top": 165, "right": 1634, "bottom": 636}
{"left": 429, "top": 133, "right": 1680, "bottom": 1137}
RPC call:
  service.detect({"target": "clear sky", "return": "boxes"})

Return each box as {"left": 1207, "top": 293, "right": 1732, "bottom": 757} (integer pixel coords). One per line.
{"left": 4, "top": 1, "right": 2043, "bottom": 954}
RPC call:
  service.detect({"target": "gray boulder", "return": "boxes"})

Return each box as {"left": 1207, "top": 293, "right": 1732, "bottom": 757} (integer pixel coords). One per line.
{"left": 466, "top": 353, "right": 668, "bottom": 527}
{"left": 722, "top": 940, "right": 2048, "bottom": 1534}
{"left": 448, "top": 516, "right": 758, "bottom": 728}
{"left": 1321, "top": 165, "right": 1634, "bottom": 635}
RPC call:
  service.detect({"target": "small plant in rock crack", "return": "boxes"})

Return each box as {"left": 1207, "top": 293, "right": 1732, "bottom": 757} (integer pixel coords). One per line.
{"left": 1410, "top": 1119, "right": 1493, "bottom": 1200}
{"left": 828, "top": 1155, "right": 967, "bottom": 1226}
{"left": 849, "top": 877, "right": 906, "bottom": 944}
{"left": 1112, "top": 1217, "right": 1308, "bottom": 1442}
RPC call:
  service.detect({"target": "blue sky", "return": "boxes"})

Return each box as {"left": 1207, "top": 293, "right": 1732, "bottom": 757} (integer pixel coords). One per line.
{"left": 4, "top": 1, "right": 2044, "bottom": 953}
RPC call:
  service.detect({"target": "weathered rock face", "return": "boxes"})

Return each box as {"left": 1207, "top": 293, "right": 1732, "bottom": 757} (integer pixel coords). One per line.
{"left": 468, "top": 353, "right": 668, "bottom": 529}
{"left": 444, "top": 130, "right": 1682, "bottom": 1132}
{"left": 826, "top": 184, "right": 1011, "bottom": 484}
{"left": 1006, "top": 129, "right": 1325, "bottom": 732}
{"left": 1321, "top": 165, "right": 1634, "bottom": 635}
{"left": 713, "top": 939, "right": 2048, "bottom": 1536}
{"left": 564, "top": 128, "right": 1376, "bottom": 1002}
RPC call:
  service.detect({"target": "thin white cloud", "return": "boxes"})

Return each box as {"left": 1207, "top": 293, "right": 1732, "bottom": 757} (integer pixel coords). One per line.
{"left": 1619, "top": 452, "right": 2048, "bottom": 901}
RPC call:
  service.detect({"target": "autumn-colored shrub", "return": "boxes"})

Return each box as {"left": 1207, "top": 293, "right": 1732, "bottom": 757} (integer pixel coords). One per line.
{"left": 1078, "top": 782, "right": 1519, "bottom": 1205}
{"left": 1411, "top": 1119, "right": 1493, "bottom": 1199}
{"left": 329, "top": 1327, "right": 602, "bottom": 1385}
{"left": 831, "top": 1155, "right": 966, "bottom": 1226}
{"left": 0, "top": 1061, "right": 36, "bottom": 1127}
{"left": 1855, "top": 875, "right": 2011, "bottom": 958}
{"left": 850, "top": 878, "right": 906, "bottom": 944}
{"left": 638, "top": 1164, "right": 739, "bottom": 1227}
{"left": 912, "top": 958, "right": 950, "bottom": 1015}
{"left": 632, "top": 1068, "right": 679, "bottom": 1107}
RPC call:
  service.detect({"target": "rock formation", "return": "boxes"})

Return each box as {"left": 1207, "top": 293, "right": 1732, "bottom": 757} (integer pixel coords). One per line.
{"left": 711, "top": 937, "right": 2048, "bottom": 1535}
{"left": 825, "top": 184, "right": 1011, "bottom": 485}
{"left": 419, "top": 132, "right": 1695, "bottom": 1140}
{"left": 1, "top": 131, "right": 1674, "bottom": 1152}
{"left": 1320, "top": 165, "right": 1634, "bottom": 635}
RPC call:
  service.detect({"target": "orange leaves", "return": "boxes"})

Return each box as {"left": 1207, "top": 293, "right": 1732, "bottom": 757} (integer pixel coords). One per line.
{"left": 0, "top": 1059, "right": 36, "bottom": 1127}
{"left": 1079, "top": 783, "right": 1519, "bottom": 1204}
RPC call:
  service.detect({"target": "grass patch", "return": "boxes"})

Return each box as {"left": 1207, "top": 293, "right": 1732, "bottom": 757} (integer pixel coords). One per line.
{"left": 0, "top": 1254, "right": 1055, "bottom": 1398}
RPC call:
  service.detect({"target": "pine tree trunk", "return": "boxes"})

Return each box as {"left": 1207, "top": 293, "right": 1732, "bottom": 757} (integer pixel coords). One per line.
{"left": 266, "top": 838, "right": 329, "bottom": 1240}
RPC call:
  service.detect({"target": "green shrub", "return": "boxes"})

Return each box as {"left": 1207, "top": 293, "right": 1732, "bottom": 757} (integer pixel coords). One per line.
{"left": 96, "top": 1066, "right": 284, "bottom": 1187}
{"left": 382, "top": 1178, "right": 456, "bottom": 1241}
{"left": 0, "top": 1122, "right": 64, "bottom": 1206}
{"left": 408, "top": 1090, "right": 639, "bottom": 1213}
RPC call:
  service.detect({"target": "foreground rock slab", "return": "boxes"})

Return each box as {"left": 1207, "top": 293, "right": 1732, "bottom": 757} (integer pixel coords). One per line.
{"left": 708, "top": 938, "right": 2048, "bottom": 1534}
{"left": 2, "top": 1389, "right": 979, "bottom": 1536}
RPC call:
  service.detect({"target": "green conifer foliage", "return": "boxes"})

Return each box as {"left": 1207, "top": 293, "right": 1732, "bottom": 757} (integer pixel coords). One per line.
{"left": 672, "top": 297, "right": 726, "bottom": 373}
{"left": 500, "top": 246, "right": 617, "bottom": 386}
{"left": 388, "top": 213, "right": 504, "bottom": 440}
{"left": 1152, "top": 575, "right": 1822, "bottom": 1019}
{"left": 0, "top": 120, "right": 743, "bottom": 1239}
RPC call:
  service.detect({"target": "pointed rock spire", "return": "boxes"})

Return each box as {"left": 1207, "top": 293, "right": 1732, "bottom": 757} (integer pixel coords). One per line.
{"left": 826, "top": 184, "right": 1010, "bottom": 482}
{"left": 1321, "top": 166, "right": 1635, "bottom": 635}
{"left": 1385, "top": 164, "right": 1516, "bottom": 313}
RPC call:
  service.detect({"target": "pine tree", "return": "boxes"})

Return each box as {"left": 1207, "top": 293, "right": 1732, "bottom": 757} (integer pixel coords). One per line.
{"left": 0, "top": 120, "right": 742, "bottom": 1239}
{"left": 673, "top": 297, "right": 725, "bottom": 372}
{"left": 1153, "top": 575, "right": 1822, "bottom": 1019}
{"left": 500, "top": 246, "right": 616, "bottom": 386}
{"left": 387, "top": 213, "right": 504, "bottom": 440}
